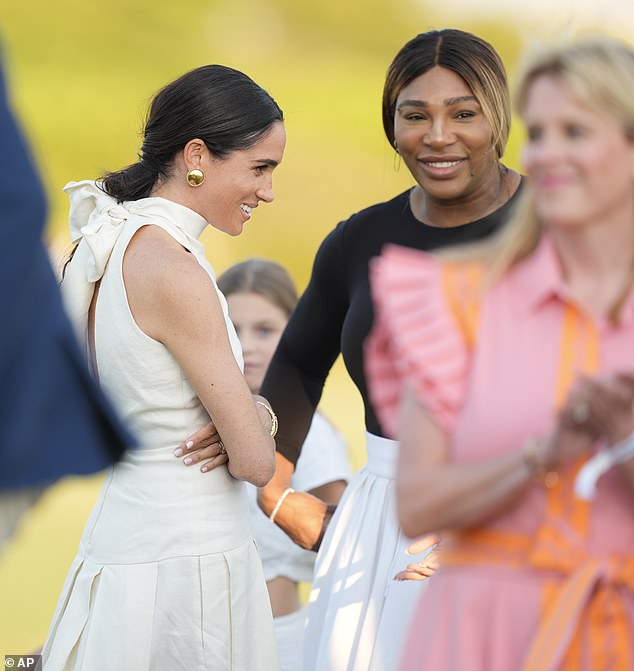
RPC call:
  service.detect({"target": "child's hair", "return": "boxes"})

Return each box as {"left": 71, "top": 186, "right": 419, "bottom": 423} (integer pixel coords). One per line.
{"left": 217, "top": 258, "right": 298, "bottom": 317}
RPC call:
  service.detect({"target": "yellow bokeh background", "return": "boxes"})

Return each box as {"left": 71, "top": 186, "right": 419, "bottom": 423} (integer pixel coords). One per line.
{"left": 1, "top": 0, "right": 632, "bottom": 652}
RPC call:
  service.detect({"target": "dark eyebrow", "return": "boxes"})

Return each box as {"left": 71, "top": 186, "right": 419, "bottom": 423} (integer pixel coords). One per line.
{"left": 251, "top": 158, "right": 279, "bottom": 168}
{"left": 396, "top": 95, "right": 478, "bottom": 110}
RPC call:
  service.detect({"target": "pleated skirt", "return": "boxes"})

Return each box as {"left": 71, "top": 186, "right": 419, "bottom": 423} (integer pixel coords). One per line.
{"left": 42, "top": 539, "right": 278, "bottom": 671}
{"left": 302, "top": 433, "right": 429, "bottom": 671}
{"left": 41, "top": 453, "right": 279, "bottom": 671}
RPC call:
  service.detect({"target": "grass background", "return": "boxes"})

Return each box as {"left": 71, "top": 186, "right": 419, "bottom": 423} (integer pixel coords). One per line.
{"left": 1, "top": 0, "right": 631, "bottom": 652}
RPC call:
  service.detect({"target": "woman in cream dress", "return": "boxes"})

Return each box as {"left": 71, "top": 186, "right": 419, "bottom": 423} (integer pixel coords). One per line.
{"left": 42, "top": 65, "right": 285, "bottom": 670}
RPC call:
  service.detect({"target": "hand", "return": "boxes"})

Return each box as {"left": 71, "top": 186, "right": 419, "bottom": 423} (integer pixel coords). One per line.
{"left": 258, "top": 479, "right": 333, "bottom": 551}
{"left": 174, "top": 420, "right": 228, "bottom": 473}
{"left": 546, "top": 373, "right": 634, "bottom": 468}
{"left": 544, "top": 378, "right": 606, "bottom": 468}
{"left": 558, "top": 372, "right": 634, "bottom": 441}
{"left": 394, "top": 534, "right": 440, "bottom": 581}
{"left": 583, "top": 373, "right": 634, "bottom": 446}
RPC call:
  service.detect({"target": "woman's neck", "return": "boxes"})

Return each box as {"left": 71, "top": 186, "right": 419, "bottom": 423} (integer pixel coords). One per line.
{"left": 150, "top": 175, "right": 203, "bottom": 220}
{"left": 410, "top": 164, "right": 520, "bottom": 228}
{"left": 552, "top": 215, "right": 634, "bottom": 318}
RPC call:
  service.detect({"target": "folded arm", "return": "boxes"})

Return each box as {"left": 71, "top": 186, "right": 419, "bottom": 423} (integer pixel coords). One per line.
{"left": 124, "top": 225, "right": 275, "bottom": 486}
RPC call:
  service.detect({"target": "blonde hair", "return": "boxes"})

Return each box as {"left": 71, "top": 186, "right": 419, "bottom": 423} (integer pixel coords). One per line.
{"left": 440, "top": 37, "right": 634, "bottom": 320}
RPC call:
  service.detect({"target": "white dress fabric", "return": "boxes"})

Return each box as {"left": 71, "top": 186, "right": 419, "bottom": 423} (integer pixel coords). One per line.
{"left": 247, "top": 413, "right": 352, "bottom": 671}
{"left": 271, "top": 609, "right": 306, "bottom": 671}
{"left": 42, "top": 181, "right": 279, "bottom": 671}
{"left": 303, "top": 432, "right": 429, "bottom": 671}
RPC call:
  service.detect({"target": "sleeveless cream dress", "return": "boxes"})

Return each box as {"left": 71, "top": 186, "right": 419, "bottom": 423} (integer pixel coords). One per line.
{"left": 43, "top": 181, "right": 279, "bottom": 671}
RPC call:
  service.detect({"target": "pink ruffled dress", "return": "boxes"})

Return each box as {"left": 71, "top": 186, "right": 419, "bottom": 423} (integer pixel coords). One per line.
{"left": 365, "top": 237, "right": 634, "bottom": 671}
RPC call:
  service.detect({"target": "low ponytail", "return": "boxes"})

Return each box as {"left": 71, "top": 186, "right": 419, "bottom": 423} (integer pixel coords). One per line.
{"left": 102, "top": 159, "right": 159, "bottom": 203}
{"left": 99, "top": 64, "right": 282, "bottom": 204}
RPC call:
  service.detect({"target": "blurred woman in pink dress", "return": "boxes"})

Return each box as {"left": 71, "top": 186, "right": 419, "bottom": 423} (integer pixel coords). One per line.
{"left": 367, "top": 37, "right": 634, "bottom": 671}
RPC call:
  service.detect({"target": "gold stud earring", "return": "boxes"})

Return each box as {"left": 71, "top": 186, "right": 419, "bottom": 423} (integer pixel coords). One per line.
{"left": 186, "top": 169, "right": 205, "bottom": 187}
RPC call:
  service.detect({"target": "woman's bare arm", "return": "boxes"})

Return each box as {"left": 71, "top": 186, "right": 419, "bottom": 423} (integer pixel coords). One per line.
{"left": 257, "top": 452, "right": 332, "bottom": 550}
{"left": 396, "top": 386, "right": 598, "bottom": 538}
{"left": 123, "top": 226, "right": 275, "bottom": 486}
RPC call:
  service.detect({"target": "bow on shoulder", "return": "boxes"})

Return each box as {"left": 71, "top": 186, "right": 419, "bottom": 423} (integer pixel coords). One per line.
{"left": 66, "top": 180, "right": 130, "bottom": 282}
{"left": 61, "top": 180, "right": 131, "bottom": 348}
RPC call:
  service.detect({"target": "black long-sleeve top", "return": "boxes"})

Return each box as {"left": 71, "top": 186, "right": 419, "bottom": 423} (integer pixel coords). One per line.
{"left": 261, "top": 186, "right": 523, "bottom": 464}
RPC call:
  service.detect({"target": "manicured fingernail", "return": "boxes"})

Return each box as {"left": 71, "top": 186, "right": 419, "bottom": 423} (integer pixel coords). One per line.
{"left": 184, "top": 457, "right": 192, "bottom": 465}
{"left": 201, "top": 466, "right": 207, "bottom": 473}
{"left": 186, "top": 440, "right": 194, "bottom": 449}
{"left": 174, "top": 448, "right": 183, "bottom": 457}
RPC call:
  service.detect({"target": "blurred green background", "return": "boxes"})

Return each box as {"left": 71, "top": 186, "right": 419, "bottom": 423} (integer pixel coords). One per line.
{"left": 1, "top": 0, "right": 632, "bottom": 653}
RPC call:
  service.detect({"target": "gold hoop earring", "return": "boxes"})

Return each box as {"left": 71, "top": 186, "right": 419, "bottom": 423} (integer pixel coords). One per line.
{"left": 186, "top": 169, "right": 205, "bottom": 187}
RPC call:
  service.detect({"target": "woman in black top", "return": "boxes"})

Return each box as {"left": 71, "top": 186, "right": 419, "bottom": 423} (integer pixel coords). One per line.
{"left": 180, "top": 29, "right": 522, "bottom": 671}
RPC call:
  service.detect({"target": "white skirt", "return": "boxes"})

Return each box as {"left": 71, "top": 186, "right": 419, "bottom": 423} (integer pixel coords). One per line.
{"left": 42, "top": 450, "right": 279, "bottom": 671}
{"left": 303, "top": 433, "right": 429, "bottom": 671}
{"left": 274, "top": 608, "right": 306, "bottom": 671}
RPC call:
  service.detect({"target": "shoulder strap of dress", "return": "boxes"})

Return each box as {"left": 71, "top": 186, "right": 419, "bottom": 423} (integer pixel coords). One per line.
{"left": 440, "top": 262, "right": 485, "bottom": 351}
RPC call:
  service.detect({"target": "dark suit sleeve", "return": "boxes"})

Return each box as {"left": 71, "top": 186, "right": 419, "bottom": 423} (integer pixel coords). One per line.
{"left": 0, "top": 53, "right": 134, "bottom": 491}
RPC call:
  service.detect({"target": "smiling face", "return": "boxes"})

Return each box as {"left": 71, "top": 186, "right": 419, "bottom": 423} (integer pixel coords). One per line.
{"left": 522, "top": 75, "right": 634, "bottom": 231}
{"left": 226, "top": 292, "right": 288, "bottom": 393}
{"left": 193, "top": 121, "right": 286, "bottom": 236}
{"left": 393, "top": 66, "right": 500, "bottom": 205}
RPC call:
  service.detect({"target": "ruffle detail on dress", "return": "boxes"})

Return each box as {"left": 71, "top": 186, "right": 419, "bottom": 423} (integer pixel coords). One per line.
{"left": 42, "top": 541, "right": 278, "bottom": 670}
{"left": 366, "top": 245, "right": 475, "bottom": 436}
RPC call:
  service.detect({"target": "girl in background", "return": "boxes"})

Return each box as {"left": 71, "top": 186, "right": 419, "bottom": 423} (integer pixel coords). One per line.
{"left": 217, "top": 258, "right": 352, "bottom": 671}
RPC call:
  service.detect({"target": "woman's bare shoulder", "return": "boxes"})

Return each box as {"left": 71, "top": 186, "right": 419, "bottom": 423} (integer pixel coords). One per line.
{"left": 125, "top": 224, "right": 208, "bottom": 286}
{"left": 122, "top": 224, "right": 216, "bottom": 339}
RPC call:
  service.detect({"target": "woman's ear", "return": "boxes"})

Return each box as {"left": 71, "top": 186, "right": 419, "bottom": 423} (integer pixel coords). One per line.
{"left": 182, "top": 138, "right": 207, "bottom": 171}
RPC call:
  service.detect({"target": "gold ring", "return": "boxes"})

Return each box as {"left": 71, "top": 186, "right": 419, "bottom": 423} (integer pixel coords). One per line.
{"left": 218, "top": 440, "right": 226, "bottom": 455}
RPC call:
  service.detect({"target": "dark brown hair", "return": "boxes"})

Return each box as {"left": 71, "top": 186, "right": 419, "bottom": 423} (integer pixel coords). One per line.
{"left": 103, "top": 65, "right": 283, "bottom": 203}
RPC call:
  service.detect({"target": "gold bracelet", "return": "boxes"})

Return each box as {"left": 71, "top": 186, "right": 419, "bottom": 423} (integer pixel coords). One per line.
{"left": 522, "top": 437, "right": 559, "bottom": 489}
{"left": 256, "top": 400, "right": 278, "bottom": 438}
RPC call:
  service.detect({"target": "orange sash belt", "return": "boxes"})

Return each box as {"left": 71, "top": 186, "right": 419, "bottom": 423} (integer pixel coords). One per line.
{"left": 442, "top": 526, "right": 634, "bottom": 671}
